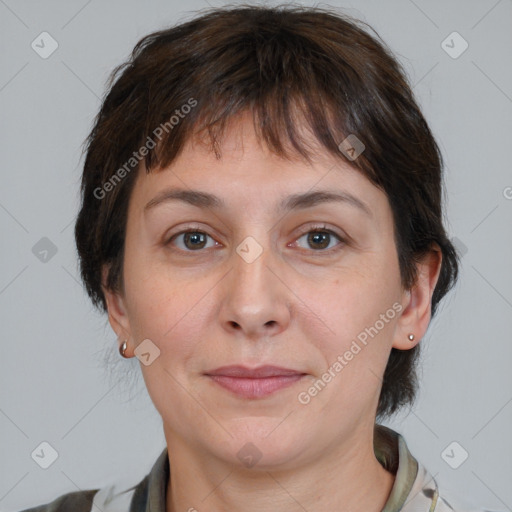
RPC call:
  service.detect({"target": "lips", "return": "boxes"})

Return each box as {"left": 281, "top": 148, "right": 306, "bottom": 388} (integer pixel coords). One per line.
{"left": 204, "top": 365, "right": 307, "bottom": 399}
{"left": 206, "top": 365, "right": 303, "bottom": 378}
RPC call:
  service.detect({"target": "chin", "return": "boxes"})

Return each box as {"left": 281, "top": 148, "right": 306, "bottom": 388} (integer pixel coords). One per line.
{"left": 210, "top": 418, "right": 314, "bottom": 470}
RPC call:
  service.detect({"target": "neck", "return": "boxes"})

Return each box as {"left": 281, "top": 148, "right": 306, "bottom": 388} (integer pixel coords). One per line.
{"left": 165, "top": 425, "right": 395, "bottom": 512}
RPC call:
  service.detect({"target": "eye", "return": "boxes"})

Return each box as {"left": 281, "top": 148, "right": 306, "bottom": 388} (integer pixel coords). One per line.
{"left": 167, "top": 230, "right": 218, "bottom": 251}
{"left": 166, "top": 225, "right": 345, "bottom": 253}
{"left": 292, "top": 226, "right": 345, "bottom": 252}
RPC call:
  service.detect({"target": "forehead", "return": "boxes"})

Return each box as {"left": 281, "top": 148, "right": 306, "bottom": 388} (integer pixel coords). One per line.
{"left": 130, "top": 113, "right": 388, "bottom": 221}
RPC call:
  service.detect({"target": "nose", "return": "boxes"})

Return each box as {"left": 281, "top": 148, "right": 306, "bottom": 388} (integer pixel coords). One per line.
{"left": 218, "top": 236, "right": 291, "bottom": 341}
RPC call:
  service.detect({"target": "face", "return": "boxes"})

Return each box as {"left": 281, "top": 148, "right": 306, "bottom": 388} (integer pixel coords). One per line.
{"left": 105, "top": 112, "right": 439, "bottom": 470}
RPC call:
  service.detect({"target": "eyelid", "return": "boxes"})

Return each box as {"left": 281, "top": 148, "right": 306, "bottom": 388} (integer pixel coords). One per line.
{"left": 294, "top": 223, "right": 344, "bottom": 238}
{"left": 290, "top": 223, "right": 346, "bottom": 251}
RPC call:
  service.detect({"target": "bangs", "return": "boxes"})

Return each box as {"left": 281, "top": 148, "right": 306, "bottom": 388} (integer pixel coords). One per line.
{"left": 149, "top": 91, "right": 354, "bottom": 171}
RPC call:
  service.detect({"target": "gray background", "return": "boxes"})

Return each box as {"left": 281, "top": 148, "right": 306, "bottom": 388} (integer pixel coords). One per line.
{"left": 1, "top": 0, "right": 511, "bottom": 510}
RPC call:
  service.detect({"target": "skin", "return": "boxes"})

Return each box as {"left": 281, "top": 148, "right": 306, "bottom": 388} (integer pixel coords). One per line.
{"left": 103, "top": 111, "right": 442, "bottom": 512}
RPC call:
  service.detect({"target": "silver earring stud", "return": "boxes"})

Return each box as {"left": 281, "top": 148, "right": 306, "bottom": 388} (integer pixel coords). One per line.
{"left": 408, "top": 333, "right": 415, "bottom": 341}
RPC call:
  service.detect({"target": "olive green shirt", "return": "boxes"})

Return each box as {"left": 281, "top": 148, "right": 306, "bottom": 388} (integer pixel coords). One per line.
{"left": 19, "top": 425, "right": 486, "bottom": 512}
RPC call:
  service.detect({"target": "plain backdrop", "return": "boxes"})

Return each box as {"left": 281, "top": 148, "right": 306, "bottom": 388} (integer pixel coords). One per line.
{"left": 1, "top": 0, "right": 511, "bottom": 510}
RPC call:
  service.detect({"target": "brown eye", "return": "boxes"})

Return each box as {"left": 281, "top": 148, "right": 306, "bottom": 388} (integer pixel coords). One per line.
{"left": 294, "top": 229, "right": 344, "bottom": 252}
{"left": 168, "top": 230, "right": 216, "bottom": 251}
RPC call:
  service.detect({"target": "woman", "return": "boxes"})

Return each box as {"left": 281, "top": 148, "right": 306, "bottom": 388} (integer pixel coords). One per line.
{"left": 21, "top": 4, "right": 489, "bottom": 512}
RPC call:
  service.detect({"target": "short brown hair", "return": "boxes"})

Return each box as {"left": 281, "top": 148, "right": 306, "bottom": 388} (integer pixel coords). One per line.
{"left": 75, "top": 4, "right": 460, "bottom": 419}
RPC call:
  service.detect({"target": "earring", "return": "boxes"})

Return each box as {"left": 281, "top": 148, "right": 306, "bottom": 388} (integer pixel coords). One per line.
{"left": 408, "top": 333, "right": 415, "bottom": 341}
{"left": 119, "top": 340, "right": 128, "bottom": 358}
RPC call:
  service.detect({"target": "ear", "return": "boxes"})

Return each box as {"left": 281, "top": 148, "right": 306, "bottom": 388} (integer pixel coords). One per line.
{"left": 393, "top": 245, "right": 443, "bottom": 350}
{"left": 102, "top": 265, "right": 133, "bottom": 356}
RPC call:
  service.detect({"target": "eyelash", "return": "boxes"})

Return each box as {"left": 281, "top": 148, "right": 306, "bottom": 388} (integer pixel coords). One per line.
{"left": 165, "top": 224, "right": 346, "bottom": 255}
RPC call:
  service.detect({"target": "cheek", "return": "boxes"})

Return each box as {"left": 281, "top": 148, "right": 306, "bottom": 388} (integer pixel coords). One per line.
{"left": 297, "top": 270, "right": 401, "bottom": 411}
{"left": 122, "top": 258, "right": 209, "bottom": 355}
{"left": 300, "top": 266, "right": 402, "bottom": 411}
{"left": 309, "top": 262, "right": 400, "bottom": 343}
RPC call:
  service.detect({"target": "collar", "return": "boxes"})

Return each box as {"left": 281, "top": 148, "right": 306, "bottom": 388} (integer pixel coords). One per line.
{"left": 375, "top": 424, "right": 420, "bottom": 511}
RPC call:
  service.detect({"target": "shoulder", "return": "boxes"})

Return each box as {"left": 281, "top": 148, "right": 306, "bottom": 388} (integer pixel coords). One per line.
{"left": 18, "top": 489, "right": 99, "bottom": 512}
{"left": 388, "top": 429, "right": 501, "bottom": 512}
{"left": 16, "top": 476, "right": 146, "bottom": 512}
{"left": 16, "top": 448, "right": 166, "bottom": 512}
{"left": 408, "top": 467, "right": 502, "bottom": 512}
{"left": 435, "top": 491, "right": 504, "bottom": 512}
{"left": 17, "top": 480, "right": 142, "bottom": 512}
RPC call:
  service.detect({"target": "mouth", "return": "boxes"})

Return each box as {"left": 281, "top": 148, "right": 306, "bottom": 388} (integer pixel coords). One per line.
{"left": 204, "top": 365, "right": 307, "bottom": 399}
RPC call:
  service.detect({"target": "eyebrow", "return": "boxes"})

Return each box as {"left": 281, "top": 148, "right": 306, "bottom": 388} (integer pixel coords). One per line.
{"left": 144, "top": 188, "right": 372, "bottom": 217}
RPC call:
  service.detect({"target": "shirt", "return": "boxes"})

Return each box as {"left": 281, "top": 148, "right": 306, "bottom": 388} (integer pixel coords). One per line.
{"left": 19, "top": 425, "right": 489, "bottom": 512}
